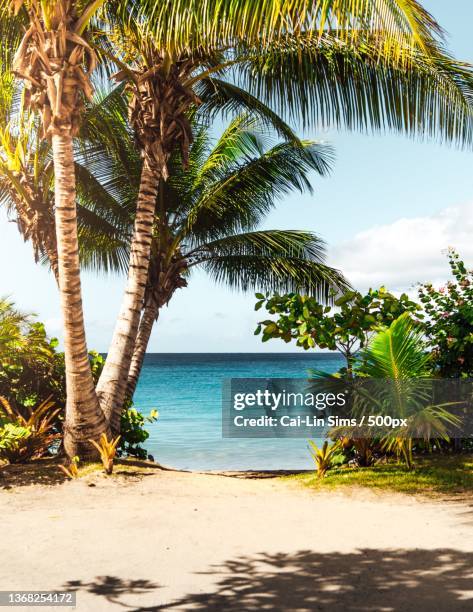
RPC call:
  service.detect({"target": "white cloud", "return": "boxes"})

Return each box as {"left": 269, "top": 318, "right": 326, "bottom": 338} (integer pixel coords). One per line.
{"left": 329, "top": 202, "right": 473, "bottom": 292}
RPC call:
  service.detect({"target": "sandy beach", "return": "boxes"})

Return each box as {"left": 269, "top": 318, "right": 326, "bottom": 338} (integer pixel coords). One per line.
{"left": 1, "top": 468, "right": 473, "bottom": 611}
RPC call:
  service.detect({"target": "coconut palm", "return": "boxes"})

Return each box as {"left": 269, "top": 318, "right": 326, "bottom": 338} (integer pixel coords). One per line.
{"left": 125, "top": 119, "right": 350, "bottom": 407}
{"left": 96, "top": 0, "right": 473, "bottom": 424}
{"left": 1, "top": 70, "right": 348, "bottom": 428}
{"left": 76, "top": 114, "right": 349, "bottom": 430}
{"left": 0, "top": 18, "right": 60, "bottom": 276}
{"left": 0, "top": 0, "right": 116, "bottom": 456}
{"left": 0, "top": 53, "right": 129, "bottom": 458}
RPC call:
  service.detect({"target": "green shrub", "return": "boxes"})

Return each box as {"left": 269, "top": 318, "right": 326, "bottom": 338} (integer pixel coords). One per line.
{"left": 0, "top": 298, "right": 65, "bottom": 414}
{"left": 256, "top": 287, "right": 421, "bottom": 377}
{"left": 418, "top": 249, "right": 473, "bottom": 377}
{"left": 118, "top": 405, "right": 158, "bottom": 459}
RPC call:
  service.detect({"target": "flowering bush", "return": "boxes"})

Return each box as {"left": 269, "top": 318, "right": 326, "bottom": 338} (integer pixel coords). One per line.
{"left": 418, "top": 249, "right": 473, "bottom": 377}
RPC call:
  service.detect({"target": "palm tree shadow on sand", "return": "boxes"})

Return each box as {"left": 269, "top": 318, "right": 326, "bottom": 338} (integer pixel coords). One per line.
{"left": 64, "top": 547, "right": 473, "bottom": 611}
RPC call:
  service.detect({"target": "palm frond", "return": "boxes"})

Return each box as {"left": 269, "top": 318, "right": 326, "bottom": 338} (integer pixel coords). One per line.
{"left": 234, "top": 32, "right": 473, "bottom": 143}
{"left": 75, "top": 162, "right": 134, "bottom": 229}
{"left": 192, "top": 114, "right": 269, "bottom": 189}
{"left": 360, "top": 313, "right": 431, "bottom": 379}
{"left": 134, "top": 0, "right": 443, "bottom": 59}
{"left": 183, "top": 139, "right": 334, "bottom": 242}
{"left": 77, "top": 227, "right": 130, "bottom": 275}
{"left": 75, "top": 161, "right": 133, "bottom": 274}
{"left": 195, "top": 78, "right": 301, "bottom": 144}
{"left": 189, "top": 229, "right": 349, "bottom": 298}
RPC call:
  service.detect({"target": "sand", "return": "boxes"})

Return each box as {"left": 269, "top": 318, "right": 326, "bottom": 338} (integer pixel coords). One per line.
{"left": 1, "top": 469, "right": 473, "bottom": 611}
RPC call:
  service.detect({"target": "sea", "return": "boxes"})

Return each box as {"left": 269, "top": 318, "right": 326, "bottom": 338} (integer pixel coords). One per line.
{"left": 134, "top": 353, "right": 344, "bottom": 471}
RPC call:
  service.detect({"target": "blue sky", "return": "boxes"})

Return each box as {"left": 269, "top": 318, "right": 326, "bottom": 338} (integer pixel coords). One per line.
{"left": 2, "top": 0, "right": 473, "bottom": 352}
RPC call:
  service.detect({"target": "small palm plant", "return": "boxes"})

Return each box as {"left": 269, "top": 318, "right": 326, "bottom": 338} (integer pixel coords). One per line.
{"left": 0, "top": 395, "right": 60, "bottom": 463}
{"left": 88, "top": 433, "right": 121, "bottom": 475}
{"left": 358, "top": 313, "right": 461, "bottom": 470}
{"left": 58, "top": 456, "right": 80, "bottom": 480}
{"left": 309, "top": 440, "right": 341, "bottom": 478}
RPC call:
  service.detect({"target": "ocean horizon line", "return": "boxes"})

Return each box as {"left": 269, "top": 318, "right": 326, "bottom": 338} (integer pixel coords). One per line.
{"left": 99, "top": 351, "right": 342, "bottom": 356}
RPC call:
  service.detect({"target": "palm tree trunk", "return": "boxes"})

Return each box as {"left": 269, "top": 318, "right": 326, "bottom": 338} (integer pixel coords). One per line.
{"left": 126, "top": 300, "right": 160, "bottom": 401}
{"left": 96, "top": 160, "right": 160, "bottom": 428}
{"left": 51, "top": 132, "right": 109, "bottom": 459}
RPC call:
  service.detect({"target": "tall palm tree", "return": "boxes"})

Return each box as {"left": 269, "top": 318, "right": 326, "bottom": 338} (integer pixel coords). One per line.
{"left": 0, "top": 20, "right": 59, "bottom": 275}
{"left": 76, "top": 114, "right": 349, "bottom": 430}
{"left": 0, "top": 0, "right": 119, "bottom": 455}
{"left": 96, "top": 0, "right": 473, "bottom": 424}
{"left": 127, "top": 117, "right": 349, "bottom": 413}
{"left": 1, "top": 67, "right": 348, "bottom": 429}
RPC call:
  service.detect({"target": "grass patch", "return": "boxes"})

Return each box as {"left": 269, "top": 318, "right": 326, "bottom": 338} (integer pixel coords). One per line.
{"left": 288, "top": 454, "right": 473, "bottom": 497}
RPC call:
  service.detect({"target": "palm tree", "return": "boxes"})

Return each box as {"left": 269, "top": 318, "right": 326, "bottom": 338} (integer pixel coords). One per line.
{"left": 0, "top": 20, "right": 59, "bottom": 276}
{"left": 124, "top": 118, "right": 350, "bottom": 407}
{"left": 96, "top": 0, "right": 473, "bottom": 424}
{"left": 76, "top": 114, "right": 349, "bottom": 430}
{"left": 1, "top": 66, "right": 348, "bottom": 429}
{"left": 0, "top": 0, "right": 118, "bottom": 455}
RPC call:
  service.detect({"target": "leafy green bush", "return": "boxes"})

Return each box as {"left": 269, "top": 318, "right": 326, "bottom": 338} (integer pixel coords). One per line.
{"left": 349, "top": 314, "right": 460, "bottom": 469}
{"left": 0, "top": 298, "right": 65, "bottom": 414}
{"left": 0, "top": 423, "right": 31, "bottom": 455}
{"left": 418, "top": 249, "right": 473, "bottom": 377}
{"left": 118, "top": 405, "right": 158, "bottom": 459}
{"left": 255, "top": 287, "right": 421, "bottom": 376}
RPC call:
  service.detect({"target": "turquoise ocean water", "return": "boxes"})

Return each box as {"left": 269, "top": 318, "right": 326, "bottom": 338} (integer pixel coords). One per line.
{"left": 134, "top": 353, "right": 344, "bottom": 471}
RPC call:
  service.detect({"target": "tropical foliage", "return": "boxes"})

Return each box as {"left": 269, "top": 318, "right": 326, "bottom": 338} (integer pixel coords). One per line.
{"left": 255, "top": 288, "right": 421, "bottom": 375}
{"left": 309, "top": 440, "right": 343, "bottom": 478}
{"left": 88, "top": 433, "right": 121, "bottom": 475}
{"left": 0, "top": 395, "right": 60, "bottom": 463}
{"left": 356, "top": 314, "right": 460, "bottom": 470}
{"left": 0, "top": 298, "right": 65, "bottom": 411}
{"left": 96, "top": 0, "right": 473, "bottom": 435}
{"left": 119, "top": 406, "right": 158, "bottom": 459}
{"left": 258, "top": 262, "right": 473, "bottom": 474}
{"left": 0, "top": 302, "right": 155, "bottom": 464}
{"left": 419, "top": 249, "right": 473, "bottom": 377}
{"left": 6, "top": 0, "right": 112, "bottom": 457}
